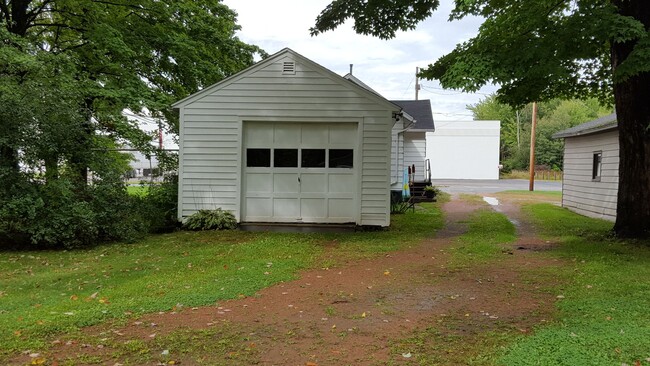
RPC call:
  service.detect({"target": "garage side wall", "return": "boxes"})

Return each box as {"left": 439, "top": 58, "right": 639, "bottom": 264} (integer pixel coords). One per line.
{"left": 562, "top": 130, "right": 619, "bottom": 221}
{"left": 178, "top": 54, "right": 393, "bottom": 226}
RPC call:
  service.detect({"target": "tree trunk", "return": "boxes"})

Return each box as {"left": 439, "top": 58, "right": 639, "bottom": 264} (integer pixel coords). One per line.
{"left": 0, "top": 146, "right": 19, "bottom": 172}
{"left": 611, "top": 0, "right": 650, "bottom": 238}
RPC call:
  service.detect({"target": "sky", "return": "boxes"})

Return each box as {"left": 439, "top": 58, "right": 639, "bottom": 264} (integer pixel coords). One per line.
{"left": 222, "top": 0, "right": 498, "bottom": 121}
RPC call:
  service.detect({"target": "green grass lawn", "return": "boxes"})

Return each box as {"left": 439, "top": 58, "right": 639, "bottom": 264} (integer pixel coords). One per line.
{"left": 499, "top": 204, "right": 650, "bottom": 366}
{"left": 0, "top": 202, "right": 444, "bottom": 361}
{"left": 126, "top": 185, "right": 149, "bottom": 196}
{"left": 451, "top": 209, "right": 517, "bottom": 266}
{"left": 499, "top": 190, "right": 562, "bottom": 198}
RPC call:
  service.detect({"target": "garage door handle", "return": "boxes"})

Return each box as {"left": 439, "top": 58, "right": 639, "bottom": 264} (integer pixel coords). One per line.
{"left": 298, "top": 177, "right": 301, "bottom": 183}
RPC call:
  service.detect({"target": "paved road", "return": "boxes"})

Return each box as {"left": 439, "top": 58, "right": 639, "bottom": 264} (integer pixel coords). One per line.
{"left": 430, "top": 179, "right": 562, "bottom": 194}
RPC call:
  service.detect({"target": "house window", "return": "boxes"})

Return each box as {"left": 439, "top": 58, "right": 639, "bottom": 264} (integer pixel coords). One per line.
{"left": 274, "top": 149, "right": 298, "bottom": 167}
{"left": 247, "top": 148, "right": 271, "bottom": 167}
{"left": 301, "top": 149, "right": 326, "bottom": 168}
{"left": 329, "top": 149, "right": 354, "bottom": 168}
{"left": 592, "top": 151, "right": 602, "bottom": 181}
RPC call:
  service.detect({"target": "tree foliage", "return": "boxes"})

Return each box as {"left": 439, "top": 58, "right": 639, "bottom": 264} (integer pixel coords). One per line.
{"left": 312, "top": 0, "right": 650, "bottom": 238}
{"left": 469, "top": 96, "right": 610, "bottom": 171}
{"left": 1, "top": 0, "right": 263, "bottom": 247}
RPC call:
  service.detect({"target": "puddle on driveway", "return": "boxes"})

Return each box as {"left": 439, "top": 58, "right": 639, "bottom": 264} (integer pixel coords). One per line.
{"left": 483, "top": 196, "right": 499, "bottom": 206}
{"left": 483, "top": 196, "right": 520, "bottom": 227}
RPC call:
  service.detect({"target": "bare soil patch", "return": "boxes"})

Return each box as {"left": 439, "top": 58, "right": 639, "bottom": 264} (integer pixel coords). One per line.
{"left": 15, "top": 196, "right": 566, "bottom": 366}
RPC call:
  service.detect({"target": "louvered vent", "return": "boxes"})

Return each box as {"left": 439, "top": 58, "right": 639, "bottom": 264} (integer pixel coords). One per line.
{"left": 282, "top": 61, "right": 296, "bottom": 75}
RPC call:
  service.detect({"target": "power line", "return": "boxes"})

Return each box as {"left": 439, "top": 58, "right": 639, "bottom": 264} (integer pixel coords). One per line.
{"left": 401, "top": 77, "right": 415, "bottom": 98}
{"left": 420, "top": 83, "right": 492, "bottom": 96}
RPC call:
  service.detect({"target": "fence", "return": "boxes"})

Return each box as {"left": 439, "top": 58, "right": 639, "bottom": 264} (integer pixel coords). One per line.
{"left": 504, "top": 169, "right": 563, "bottom": 181}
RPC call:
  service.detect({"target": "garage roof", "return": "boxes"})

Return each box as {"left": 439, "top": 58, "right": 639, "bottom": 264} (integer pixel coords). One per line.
{"left": 553, "top": 113, "right": 617, "bottom": 139}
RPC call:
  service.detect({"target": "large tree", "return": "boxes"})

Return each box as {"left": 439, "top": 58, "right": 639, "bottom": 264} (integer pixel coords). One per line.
{"left": 1, "top": 0, "right": 263, "bottom": 182}
{"left": 1, "top": 0, "right": 263, "bottom": 247}
{"left": 312, "top": 0, "right": 650, "bottom": 238}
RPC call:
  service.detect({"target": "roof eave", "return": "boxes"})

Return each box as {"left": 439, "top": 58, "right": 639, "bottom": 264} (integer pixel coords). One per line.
{"left": 553, "top": 124, "right": 618, "bottom": 139}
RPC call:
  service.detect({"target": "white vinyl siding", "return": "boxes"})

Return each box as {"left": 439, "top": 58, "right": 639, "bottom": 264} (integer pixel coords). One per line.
{"left": 176, "top": 51, "right": 395, "bottom": 226}
{"left": 562, "top": 130, "right": 619, "bottom": 221}
{"left": 390, "top": 121, "right": 404, "bottom": 187}
{"left": 404, "top": 132, "right": 427, "bottom": 181}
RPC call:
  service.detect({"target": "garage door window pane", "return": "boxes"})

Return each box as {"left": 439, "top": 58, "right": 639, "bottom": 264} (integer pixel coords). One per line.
{"left": 246, "top": 148, "right": 270, "bottom": 167}
{"left": 329, "top": 149, "right": 353, "bottom": 168}
{"left": 302, "top": 149, "right": 326, "bottom": 168}
{"left": 274, "top": 149, "right": 298, "bottom": 167}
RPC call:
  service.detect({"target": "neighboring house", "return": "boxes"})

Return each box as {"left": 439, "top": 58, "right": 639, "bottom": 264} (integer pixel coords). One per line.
{"left": 127, "top": 148, "right": 159, "bottom": 179}
{"left": 172, "top": 48, "right": 410, "bottom": 227}
{"left": 553, "top": 113, "right": 618, "bottom": 221}
{"left": 123, "top": 111, "right": 179, "bottom": 181}
{"left": 390, "top": 100, "right": 435, "bottom": 184}
{"left": 342, "top": 73, "right": 435, "bottom": 187}
{"left": 426, "top": 121, "right": 501, "bottom": 180}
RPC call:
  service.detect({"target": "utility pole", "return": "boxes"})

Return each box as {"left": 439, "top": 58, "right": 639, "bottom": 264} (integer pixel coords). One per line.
{"left": 415, "top": 67, "right": 420, "bottom": 100}
{"left": 529, "top": 102, "right": 538, "bottom": 191}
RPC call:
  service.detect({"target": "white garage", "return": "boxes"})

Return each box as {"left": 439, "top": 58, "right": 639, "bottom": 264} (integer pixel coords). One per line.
{"left": 173, "top": 48, "right": 401, "bottom": 227}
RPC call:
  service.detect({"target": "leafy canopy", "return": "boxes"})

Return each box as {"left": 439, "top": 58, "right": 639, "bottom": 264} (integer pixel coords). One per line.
{"left": 0, "top": 0, "right": 263, "bottom": 247}
{"left": 311, "top": 0, "right": 649, "bottom": 107}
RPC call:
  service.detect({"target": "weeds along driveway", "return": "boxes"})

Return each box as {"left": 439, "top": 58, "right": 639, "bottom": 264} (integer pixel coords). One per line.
{"left": 9, "top": 194, "right": 571, "bottom": 366}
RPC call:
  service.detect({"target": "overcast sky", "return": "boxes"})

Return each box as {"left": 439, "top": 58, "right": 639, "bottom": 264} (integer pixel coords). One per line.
{"left": 222, "top": 0, "right": 497, "bottom": 121}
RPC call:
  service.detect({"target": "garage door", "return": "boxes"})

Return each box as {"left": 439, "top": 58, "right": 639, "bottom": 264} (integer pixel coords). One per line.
{"left": 242, "top": 122, "right": 357, "bottom": 223}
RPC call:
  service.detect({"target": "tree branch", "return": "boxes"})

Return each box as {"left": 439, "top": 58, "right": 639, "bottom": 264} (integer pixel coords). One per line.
{"left": 29, "top": 22, "right": 85, "bottom": 32}
{"left": 25, "top": 0, "right": 54, "bottom": 25}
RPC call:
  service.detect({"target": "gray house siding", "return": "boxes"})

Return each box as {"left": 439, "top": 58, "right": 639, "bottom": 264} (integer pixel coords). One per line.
{"left": 562, "top": 129, "right": 619, "bottom": 221}
{"left": 174, "top": 50, "right": 397, "bottom": 226}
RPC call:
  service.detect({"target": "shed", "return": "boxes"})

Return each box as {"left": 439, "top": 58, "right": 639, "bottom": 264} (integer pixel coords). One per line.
{"left": 553, "top": 113, "right": 618, "bottom": 221}
{"left": 172, "top": 48, "right": 403, "bottom": 227}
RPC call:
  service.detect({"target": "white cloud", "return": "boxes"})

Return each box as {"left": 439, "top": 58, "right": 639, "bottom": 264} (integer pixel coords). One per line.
{"left": 224, "top": 0, "right": 496, "bottom": 121}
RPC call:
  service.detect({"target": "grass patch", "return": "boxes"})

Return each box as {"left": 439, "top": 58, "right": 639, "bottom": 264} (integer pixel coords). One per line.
{"left": 450, "top": 210, "right": 517, "bottom": 266}
{"left": 391, "top": 325, "right": 515, "bottom": 365}
{"left": 313, "top": 202, "right": 444, "bottom": 265}
{"left": 499, "top": 190, "right": 562, "bottom": 198}
{"left": 0, "top": 202, "right": 444, "bottom": 361}
{"left": 499, "top": 204, "right": 650, "bottom": 366}
{"left": 126, "top": 185, "right": 149, "bottom": 196}
{"left": 459, "top": 193, "right": 488, "bottom": 204}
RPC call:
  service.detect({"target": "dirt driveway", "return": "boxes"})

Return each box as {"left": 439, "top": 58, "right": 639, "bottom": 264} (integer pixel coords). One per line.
{"left": 27, "top": 193, "right": 564, "bottom": 365}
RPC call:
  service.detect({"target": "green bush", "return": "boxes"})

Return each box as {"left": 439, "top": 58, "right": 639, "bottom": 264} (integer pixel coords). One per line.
{"left": 0, "top": 169, "right": 179, "bottom": 249}
{"left": 182, "top": 209, "right": 237, "bottom": 231}
{"left": 139, "top": 175, "right": 179, "bottom": 233}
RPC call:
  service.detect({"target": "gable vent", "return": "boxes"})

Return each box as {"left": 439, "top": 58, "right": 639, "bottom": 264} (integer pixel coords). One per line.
{"left": 282, "top": 61, "right": 296, "bottom": 75}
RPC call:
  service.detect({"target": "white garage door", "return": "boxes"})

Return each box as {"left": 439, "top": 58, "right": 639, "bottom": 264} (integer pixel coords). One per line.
{"left": 243, "top": 122, "right": 357, "bottom": 223}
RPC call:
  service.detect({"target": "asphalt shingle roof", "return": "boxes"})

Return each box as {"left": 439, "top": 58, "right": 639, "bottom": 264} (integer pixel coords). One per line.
{"left": 553, "top": 113, "right": 617, "bottom": 139}
{"left": 390, "top": 100, "right": 435, "bottom": 131}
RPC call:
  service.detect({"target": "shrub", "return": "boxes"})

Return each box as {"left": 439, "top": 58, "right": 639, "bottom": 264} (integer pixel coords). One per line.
{"left": 182, "top": 209, "right": 237, "bottom": 231}
{"left": 138, "top": 175, "right": 179, "bottom": 233}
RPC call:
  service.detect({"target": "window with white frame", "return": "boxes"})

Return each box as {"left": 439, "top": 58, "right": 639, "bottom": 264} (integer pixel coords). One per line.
{"left": 592, "top": 151, "right": 602, "bottom": 181}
